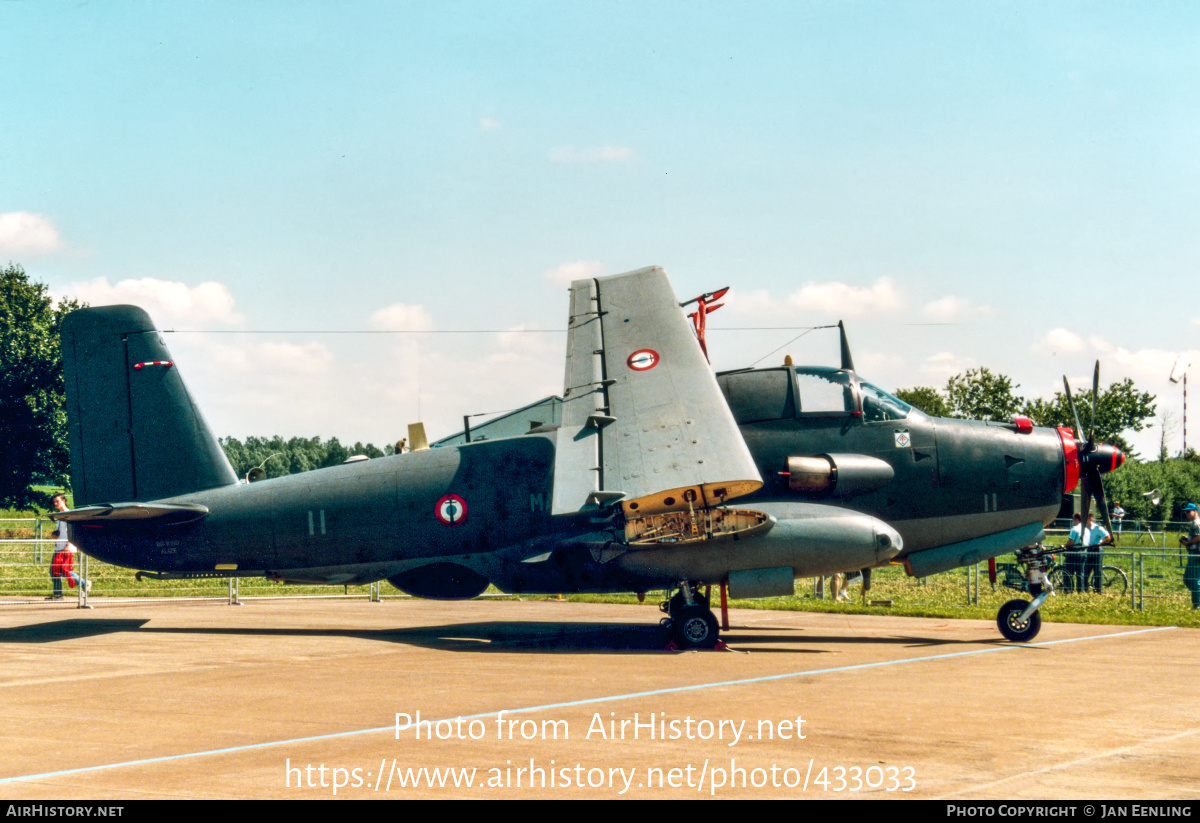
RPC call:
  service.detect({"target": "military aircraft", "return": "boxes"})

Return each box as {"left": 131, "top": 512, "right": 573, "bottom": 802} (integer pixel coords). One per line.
{"left": 55, "top": 267, "right": 1125, "bottom": 647}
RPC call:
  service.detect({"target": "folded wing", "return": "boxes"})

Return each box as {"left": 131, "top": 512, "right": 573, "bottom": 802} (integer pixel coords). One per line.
{"left": 552, "top": 266, "right": 762, "bottom": 516}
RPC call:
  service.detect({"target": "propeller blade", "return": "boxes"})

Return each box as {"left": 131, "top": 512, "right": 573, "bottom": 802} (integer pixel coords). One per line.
{"left": 1088, "top": 361, "right": 1099, "bottom": 451}
{"left": 1090, "top": 468, "right": 1117, "bottom": 546}
{"left": 1063, "top": 376, "right": 1084, "bottom": 443}
{"left": 1079, "top": 470, "right": 1092, "bottom": 527}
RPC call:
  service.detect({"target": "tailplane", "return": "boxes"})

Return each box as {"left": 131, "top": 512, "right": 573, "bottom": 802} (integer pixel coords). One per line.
{"left": 61, "top": 306, "right": 238, "bottom": 505}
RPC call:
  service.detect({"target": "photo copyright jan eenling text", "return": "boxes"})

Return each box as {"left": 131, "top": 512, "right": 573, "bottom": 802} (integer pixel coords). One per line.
{"left": 947, "top": 807, "right": 1193, "bottom": 818}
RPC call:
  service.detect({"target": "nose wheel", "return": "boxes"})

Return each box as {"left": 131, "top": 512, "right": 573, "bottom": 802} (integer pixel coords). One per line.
{"left": 997, "top": 598, "right": 1042, "bottom": 642}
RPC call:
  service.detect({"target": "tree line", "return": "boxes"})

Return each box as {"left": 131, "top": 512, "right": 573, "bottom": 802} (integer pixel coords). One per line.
{"left": 894, "top": 367, "right": 1157, "bottom": 458}
{"left": 219, "top": 435, "right": 397, "bottom": 482}
{"left": 1, "top": 264, "right": 79, "bottom": 509}
{"left": 1099, "top": 453, "right": 1200, "bottom": 526}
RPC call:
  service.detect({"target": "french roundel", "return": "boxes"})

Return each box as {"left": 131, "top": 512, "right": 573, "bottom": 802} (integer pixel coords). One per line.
{"left": 626, "top": 349, "right": 660, "bottom": 371}
{"left": 435, "top": 494, "right": 468, "bottom": 526}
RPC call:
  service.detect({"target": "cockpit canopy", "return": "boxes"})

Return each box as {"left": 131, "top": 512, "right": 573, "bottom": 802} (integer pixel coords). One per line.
{"left": 717, "top": 366, "right": 914, "bottom": 425}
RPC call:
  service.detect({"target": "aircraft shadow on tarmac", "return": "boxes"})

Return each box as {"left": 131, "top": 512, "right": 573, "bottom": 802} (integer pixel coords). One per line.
{"left": 0, "top": 618, "right": 151, "bottom": 643}
{"left": 0, "top": 618, "right": 1010, "bottom": 653}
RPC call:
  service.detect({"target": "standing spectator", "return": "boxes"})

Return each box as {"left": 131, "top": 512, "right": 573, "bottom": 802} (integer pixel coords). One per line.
{"left": 1065, "top": 513, "right": 1085, "bottom": 593}
{"left": 833, "top": 572, "right": 850, "bottom": 603}
{"left": 1181, "top": 504, "right": 1200, "bottom": 609}
{"left": 48, "top": 533, "right": 75, "bottom": 599}
{"left": 46, "top": 494, "right": 88, "bottom": 599}
{"left": 1083, "top": 513, "right": 1113, "bottom": 593}
{"left": 815, "top": 573, "right": 849, "bottom": 602}
{"left": 1112, "top": 501, "right": 1125, "bottom": 534}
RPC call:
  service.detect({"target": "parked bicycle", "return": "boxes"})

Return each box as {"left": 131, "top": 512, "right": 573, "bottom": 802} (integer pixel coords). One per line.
{"left": 1000, "top": 548, "right": 1128, "bottom": 597}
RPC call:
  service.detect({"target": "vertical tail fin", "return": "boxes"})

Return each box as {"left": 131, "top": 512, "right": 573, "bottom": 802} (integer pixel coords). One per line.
{"left": 61, "top": 306, "right": 238, "bottom": 505}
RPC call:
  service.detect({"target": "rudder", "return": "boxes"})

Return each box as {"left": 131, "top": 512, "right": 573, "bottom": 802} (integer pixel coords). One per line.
{"left": 61, "top": 305, "right": 238, "bottom": 505}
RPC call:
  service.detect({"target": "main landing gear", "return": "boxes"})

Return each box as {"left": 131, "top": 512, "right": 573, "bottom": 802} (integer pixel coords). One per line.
{"left": 661, "top": 582, "right": 721, "bottom": 649}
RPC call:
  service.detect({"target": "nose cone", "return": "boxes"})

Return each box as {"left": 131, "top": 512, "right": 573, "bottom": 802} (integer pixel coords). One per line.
{"left": 1083, "top": 443, "right": 1125, "bottom": 475}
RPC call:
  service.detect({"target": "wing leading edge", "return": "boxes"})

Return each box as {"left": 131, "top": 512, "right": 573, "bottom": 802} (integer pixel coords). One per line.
{"left": 551, "top": 266, "right": 762, "bottom": 516}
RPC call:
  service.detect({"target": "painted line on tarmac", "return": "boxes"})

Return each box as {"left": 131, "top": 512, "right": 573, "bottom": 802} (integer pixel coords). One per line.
{"left": 0, "top": 625, "right": 1174, "bottom": 785}
{"left": 937, "top": 725, "right": 1199, "bottom": 798}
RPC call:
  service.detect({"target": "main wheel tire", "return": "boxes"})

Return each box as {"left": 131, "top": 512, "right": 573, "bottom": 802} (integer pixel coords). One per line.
{"left": 1102, "top": 566, "right": 1129, "bottom": 597}
{"left": 997, "top": 599, "right": 1042, "bottom": 642}
{"left": 673, "top": 606, "right": 719, "bottom": 649}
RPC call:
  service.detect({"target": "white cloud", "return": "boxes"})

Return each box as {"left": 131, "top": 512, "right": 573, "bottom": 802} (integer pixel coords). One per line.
{"left": 920, "top": 351, "right": 973, "bottom": 380}
{"left": 63, "top": 277, "right": 243, "bottom": 328}
{"left": 548, "top": 146, "right": 636, "bottom": 164}
{"left": 719, "top": 287, "right": 775, "bottom": 317}
{"left": 368, "top": 303, "right": 434, "bottom": 331}
{"left": 724, "top": 277, "right": 903, "bottom": 319}
{"left": 1028, "top": 329, "right": 1183, "bottom": 386}
{"left": 544, "top": 260, "right": 606, "bottom": 287}
{"left": 921, "top": 295, "right": 993, "bottom": 322}
{"left": 793, "top": 278, "right": 902, "bottom": 315}
{"left": 857, "top": 351, "right": 905, "bottom": 375}
{"left": 0, "top": 212, "right": 64, "bottom": 256}
{"left": 479, "top": 118, "right": 502, "bottom": 131}
{"left": 201, "top": 339, "right": 334, "bottom": 377}
{"left": 1031, "top": 327, "right": 1086, "bottom": 356}
{"left": 489, "top": 324, "right": 565, "bottom": 364}
{"left": 255, "top": 341, "right": 333, "bottom": 376}
{"left": 1086, "top": 337, "right": 1181, "bottom": 384}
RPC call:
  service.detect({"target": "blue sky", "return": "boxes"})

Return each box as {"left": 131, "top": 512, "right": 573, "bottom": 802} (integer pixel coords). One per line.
{"left": 3, "top": 2, "right": 1198, "bottom": 456}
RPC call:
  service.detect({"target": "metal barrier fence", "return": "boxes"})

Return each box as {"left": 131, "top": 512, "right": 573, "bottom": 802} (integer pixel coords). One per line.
{"left": 0, "top": 537, "right": 93, "bottom": 605}
{"left": 0, "top": 518, "right": 49, "bottom": 561}
{"left": 1134, "top": 551, "right": 1197, "bottom": 613}
{"left": 0, "top": 536, "right": 389, "bottom": 607}
{"left": 3, "top": 519, "right": 1196, "bottom": 617}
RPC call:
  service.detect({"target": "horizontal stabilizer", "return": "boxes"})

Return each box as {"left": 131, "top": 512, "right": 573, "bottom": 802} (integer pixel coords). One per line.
{"left": 53, "top": 502, "right": 210, "bottom": 525}
{"left": 552, "top": 267, "right": 762, "bottom": 515}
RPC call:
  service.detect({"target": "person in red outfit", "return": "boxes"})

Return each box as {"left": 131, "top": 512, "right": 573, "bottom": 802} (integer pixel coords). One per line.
{"left": 46, "top": 494, "right": 88, "bottom": 600}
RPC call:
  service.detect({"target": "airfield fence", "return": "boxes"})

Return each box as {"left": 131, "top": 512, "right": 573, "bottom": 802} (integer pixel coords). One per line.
{"left": 1134, "top": 552, "right": 1198, "bottom": 613}
{"left": 0, "top": 522, "right": 391, "bottom": 605}
{"left": 3, "top": 518, "right": 1196, "bottom": 616}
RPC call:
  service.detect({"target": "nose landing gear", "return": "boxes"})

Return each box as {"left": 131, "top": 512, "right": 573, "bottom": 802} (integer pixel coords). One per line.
{"left": 996, "top": 545, "right": 1054, "bottom": 642}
